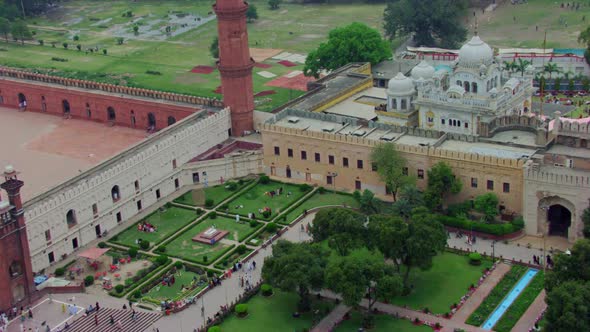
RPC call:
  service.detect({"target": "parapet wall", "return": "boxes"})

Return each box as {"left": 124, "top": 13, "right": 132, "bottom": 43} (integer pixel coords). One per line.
{"left": 525, "top": 168, "right": 590, "bottom": 187}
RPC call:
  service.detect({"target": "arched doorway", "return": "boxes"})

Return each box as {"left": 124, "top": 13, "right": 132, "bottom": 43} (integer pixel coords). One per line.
{"left": 111, "top": 185, "right": 120, "bottom": 202}
{"left": 547, "top": 204, "right": 571, "bottom": 237}
{"left": 17, "top": 93, "right": 27, "bottom": 109}
{"left": 286, "top": 166, "right": 292, "bottom": 178}
{"left": 130, "top": 110, "right": 136, "bottom": 127}
{"left": 66, "top": 209, "right": 77, "bottom": 228}
{"left": 12, "top": 284, "right": 24, "bottom": 303}
{"left": 167, "top": 116, "right": 176, "bottom": 126}
{"left": 62, "top": 99, "right": 71, "bottom": 115}
{"left": 148, "top": 113, "right": 156, "bottom": 129}
{"left": 107, "top": 107, "right": 116, "bottom": 121}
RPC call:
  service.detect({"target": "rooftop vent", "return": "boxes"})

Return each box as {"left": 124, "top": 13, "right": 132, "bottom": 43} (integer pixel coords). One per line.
{"left": 380, "top": 135, "right": 396, "bottom": 141}
{"left": 352, "top": 130, "right": 366, "bottom": 137}
{"left": 322, "top": 125, "right": 335, "bottom": 132}
{"left": 287, "top": 117, "right": 300, "bottom": 124}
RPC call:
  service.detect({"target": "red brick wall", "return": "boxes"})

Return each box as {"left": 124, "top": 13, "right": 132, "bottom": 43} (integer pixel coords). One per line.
{"left": 0, "top": 228, "right": 33, "bottom": 312}
{"left": 0, "top": 80, "right": 203, "bottom": 130}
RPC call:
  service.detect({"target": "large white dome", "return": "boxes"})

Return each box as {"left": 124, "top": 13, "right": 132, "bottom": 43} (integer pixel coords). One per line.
{"left": 387, "top": 72, "right": 415, "bottom": 96}
{"left": 458, "top": 35, "right": 494, "bottom": 68}
{"left": 411, "top": 60, "right": 435, "bottom": 80}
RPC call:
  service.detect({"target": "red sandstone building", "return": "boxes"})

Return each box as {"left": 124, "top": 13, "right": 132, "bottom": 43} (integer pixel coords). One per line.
{"left": 0, "top": 166, "right": 34, "bottom": 312}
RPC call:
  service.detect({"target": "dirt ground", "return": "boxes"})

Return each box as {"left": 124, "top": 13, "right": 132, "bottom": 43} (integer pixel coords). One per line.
{"left": 250, "top": 48, "right": 283, "bottom": 62}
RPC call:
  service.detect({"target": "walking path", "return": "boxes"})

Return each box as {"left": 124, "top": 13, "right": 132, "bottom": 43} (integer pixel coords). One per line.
{"left": 451, "top": 262, "right": 512, "bottom": 323}
{"left": 310, "top": 304, "right": 350, "bottom": 332}
{"left": 512, "top": 290, "right": 547, "bottom": 332}
{"left": 66, "top": 307, "right": 159, "bottom": 332}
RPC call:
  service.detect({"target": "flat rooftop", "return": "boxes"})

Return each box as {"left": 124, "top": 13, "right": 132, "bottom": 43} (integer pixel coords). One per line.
{"left": 546, "top": 144, "right": 590, "bottom": 159}
{"left": 484, "top": 130, "right": 541, "bottom": 147}
{"left": 321, "top": 87, "right": 386, "bottom": 121}
{"left": 0, "top": 108, "right": 146, "bottom": 201}
{"left": 439, "top": 140, "right": 537, "bottom": 159}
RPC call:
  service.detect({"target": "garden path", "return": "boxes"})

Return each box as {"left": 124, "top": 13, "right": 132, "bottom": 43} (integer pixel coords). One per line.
{"left": 310, "top": 304, "right": 350, "bottom": 332}
{"left": 511, "top": 290, "right": 546, "bottom": 332}
{"left": 451, "top": 262, "right": 512, "bottom": 323}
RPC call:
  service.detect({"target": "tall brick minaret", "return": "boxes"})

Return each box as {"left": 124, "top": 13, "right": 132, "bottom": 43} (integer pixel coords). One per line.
{"left": 0, "top": 166, "right": 34, "bottom": 312}
{"left": 214, "top": 0, "right": 255, "bottom": 136}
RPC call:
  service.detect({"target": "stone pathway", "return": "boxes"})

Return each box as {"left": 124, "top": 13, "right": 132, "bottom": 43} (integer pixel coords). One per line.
{"left": 310, "top": 304, "right": 350, "bottom": 332}
{"left": 451, "top": 262, "right": 512, "bottom": 323}
{"left": 512, "top": 290, "right": 546, "bottom": 332}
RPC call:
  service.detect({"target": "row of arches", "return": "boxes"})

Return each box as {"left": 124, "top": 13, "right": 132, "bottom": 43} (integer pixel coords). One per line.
{"left": 456, "top": 80, "right": 478, "bottom": 94}
{"left": 16, "top": 93, "right": 178, "bottom": 128}
{"left": 65, "top": 184, "right": 122, "bottom": 228}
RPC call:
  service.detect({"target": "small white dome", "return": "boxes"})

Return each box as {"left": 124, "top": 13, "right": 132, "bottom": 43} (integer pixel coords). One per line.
{"left": 458, "top": 35, "right": 494, "bottom": 68}
{"left": 387, "top": 72, "right": 415, "bottom": 96}
{"left": 411, "top": 60, "right": 435, "bottom": 80}
{"left": 4, "top": 165, "right": 14, "bottom": 174}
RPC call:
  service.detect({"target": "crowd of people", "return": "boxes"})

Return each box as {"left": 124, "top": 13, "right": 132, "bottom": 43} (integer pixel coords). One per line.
{"left": 137, "top": 221, "right": 157, "bottom": 233}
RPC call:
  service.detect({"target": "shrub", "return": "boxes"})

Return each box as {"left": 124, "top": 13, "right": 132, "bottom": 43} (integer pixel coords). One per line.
{"left": 236, "top": 244, "right": 247, "bottom": 255}
{"left": 76, "top": 44, "right": 81, "bottom": 51}
{"left": 84, "top": 275, "right": 94, "bottom": 286}
{"left": 102, "top": 49, "right": 107, "bottom": 55}
{"left": 446, "top": 201, "right": 471, "bottom": 217}
{"left": 38, "top": 39, "right": 43, "bottom": 45}
{"left": 249, "top": 220, "right": 258, "bottom": 228}
{"left": 111, "top": 235, "right": 119, "bottom": 242}
{"left": 116, "top": 37, "right": 124, "bottom": 45}
{"left": 157, "top": 245, "right": 166, "bottom": 253}
{"left": 155, "top": 255, "right": 168, "bottom": 266}
{"left": 438, "top": 215, "right": 518, "bottom": 236}
{"left": 73, "top": 35, "right": 79, "bottom": 41}
{"left": 511, "top": 216, "right": 525, "bottom": 229}
{"left": 124, "top": 278, "right": 134, "bottom": 287}
{"left": 115, "top": 284, "right": 125, "bottom": 294}
{"left": 51, "top": 57, "right": 68, "bottom": 62}
{"left": 219, "top": 203, "right": 229, "bottom": 211}
{"left": 145, "top": 70, "right": 161, "bottom": 75}
{"left": 235, "top": 304, "right": 248, "bottom": 317}
{"left": 133, "top": 290, "right": 141, "bottom": 299}
{"left": 140, "top": 240, "right": 150, "bottom": 250}
{"left": 266, "top": 222, "right": 278, "bottom": 233}
{"left": 238, "top": 179, "right": 244, "bottom": 185}
{"left": 128, "top": 247, "right": 138, "bottom": 258}
{"left": 261, "top": 284, "right": 273, "bottom": 296}
{"left": 206, "top": 270, "right": 214, "bottom": 277}
{"left": 208, "top": 327, "right": 221, "bottom": 332}
{"left": 318, "top": 186, "right": 326, "bottom": 194}
{"left": 54, "top": 267, "right": 65, "bottom": 277}
{"left": 209, "top": 211, "right": 217, "bottom": 219}
{"left": 469, "top": 252, "right": 482, "bottom": 266}
{"left": 205, "top": 199, "right": 214, "bottom": 208}
{"left": 299, "top": 183, "right": 311, "bottom": 192}
{"left": 259, "top": 175, "right": 270, "bottom": 184}
{"left": 353, "top": 190, "right": 361, "bottom": 201}
{"left": 97, "top": 242, "right": 107, "bottom": 248}
{"left": 196, "top": 208, "right": 204, "bottom": 215}
{"left": 262, "top": 209, "right": 271, "bottom": 218}
{"left": 62, "top": 42, "right": 68, "bottom": 49}
{"left": 226, "top": 181, "right": 238, "bottom": 191}
{"left": 174, "top": 261, "right": 183, "bottom": 269}
{"left": 203, "top": 256, "right": 208, "bottom": 263}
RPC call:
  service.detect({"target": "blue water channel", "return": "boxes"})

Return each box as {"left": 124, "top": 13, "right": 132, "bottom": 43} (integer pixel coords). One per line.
{"left": 481, "top": 268, "right": 539, "bottom": 330}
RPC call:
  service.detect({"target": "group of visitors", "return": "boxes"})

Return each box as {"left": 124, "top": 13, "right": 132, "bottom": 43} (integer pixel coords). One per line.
{"left": 532, "top": 254, "right": 553, "bottom": 267}
{"left": 137, "top": 221, "right": 157, "bottom": 233}
{"left": 264, "top": 187, "right": 287, "bottom": 198}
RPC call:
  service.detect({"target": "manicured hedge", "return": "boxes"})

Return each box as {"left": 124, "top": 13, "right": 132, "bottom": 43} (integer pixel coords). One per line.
{"left": 466, "top": 265, "right": 527, "bottom": 326}
{"left": 110, "top": 258, "right": 172, "bottom": 298}
{"left": 493, "top": 271, "right": 545, "bottom": 332}
{"left": 438, "top": 215, "right": 523, "bottom": 236}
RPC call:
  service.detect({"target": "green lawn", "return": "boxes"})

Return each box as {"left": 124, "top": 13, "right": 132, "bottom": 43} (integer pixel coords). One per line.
{"left": 112, "top": 206, "right": 196, "bottom": 248}
{"left": 334, "top": 311, "right": 432, "bottom": 332}
{"left": 391, "top": 252, "right": 493, "bottom": 314}
{"left": 217, "top": 291, "right": 335, "bottom": 332}
{"left": 226, "top": 181, "right": 309, "bottom": 220}
{"left": 143, "top": 269, "right": 202, "bottom": 301}
{"left": 174, "top": 181, "right": 251, "bottom": 207}
{"left": 281, "top": 191, "right": 360, "bottom": 224}
{"left": 163, "top": 215, "right": 262, "bottom": 264}
{"left": 214, "top": 247, "right": 254, "bottom": 270}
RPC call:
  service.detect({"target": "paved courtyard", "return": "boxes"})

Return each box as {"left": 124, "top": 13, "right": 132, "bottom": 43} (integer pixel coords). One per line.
{"left": 0, "top": 107, "right": 145, "bottom": 200}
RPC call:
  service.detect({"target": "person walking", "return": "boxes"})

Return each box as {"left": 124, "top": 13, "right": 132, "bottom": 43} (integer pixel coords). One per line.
{"left": 109, "top": 315, "right": 114, "bottom": 325}
{"left": 94, "top": 314, "right": 98, "bottom": 326}
{"left": 116, "top": 320, "right": 123, "bottom": 330}
{"left": 95, "top": 302, "right": 100, "bottom": 312}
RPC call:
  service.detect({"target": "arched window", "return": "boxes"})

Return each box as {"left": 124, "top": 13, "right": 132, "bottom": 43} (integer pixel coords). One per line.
{"left": 85, "top": 103, "right": 91, "bottom": 118}
{"left": 130, "top": 110, "right": 136, "bottom": 127}
{"left": 41, "top": 96, "right": 47, "bottom": 112}
{"left": 66, "top": 209, "right": 77, "bottom": 228}
{"left": 401, "top": 99, "right": 407, "bottom": 110}
{"left": 471, "top": 82, "right": 478, "bottom": 93}
{"left": 17, "top": 93, "right": 27, "bottom": 109}
{"left": 457, "top": 120, "right": 461, "bottom": 127}
{"left": 9, "top": 261, "right": 22, "bottom": 278}
{"left": 62, "top": 99, "right": 71, "bottom": 114}
{"left": 392, "top": 98, "right": 397, "bottom": 110}
{"left": 111, "top": 185, "right": 120, "bottom": 202}
{"left": 464, "top": 81, "right": 470, "bottom": 92}
{"left": 167, "top": 116, "right": 176, "bottom": 126}
{"left": 147, "top": 113, "right": 156, "bottom": 129}
{"left": 107, "top": 107, "right": 116, "bottom": 121}
{"left": 456, "top": 80, "right": 462, "bottom": 86}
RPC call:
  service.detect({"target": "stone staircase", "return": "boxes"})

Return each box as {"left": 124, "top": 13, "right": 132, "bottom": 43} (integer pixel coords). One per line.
{"left": 65, "top": 307, "right": 160, "bottom": 332}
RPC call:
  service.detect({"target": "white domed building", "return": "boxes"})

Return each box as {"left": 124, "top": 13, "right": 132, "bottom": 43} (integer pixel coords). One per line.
{"left": 386, "top": 72, "right": 415, "bottom": 112}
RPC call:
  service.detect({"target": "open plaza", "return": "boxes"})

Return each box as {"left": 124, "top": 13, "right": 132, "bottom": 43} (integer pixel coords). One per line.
{"left": 0, "top": 0, "right": 589, "bottom": 331}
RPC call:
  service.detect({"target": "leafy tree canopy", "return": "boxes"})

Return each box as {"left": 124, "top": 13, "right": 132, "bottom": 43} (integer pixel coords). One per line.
{"left": 311, "top": 207, "right": 366, "bottom": 244}
{"left": 304, "top": 22, "right": 391, "bottom": 78}
{"left": 390, "top": 185, "right": 424, "bottom": 220}
{"left": 210, "top": 36, "right": 219, "bottom": 59}
{"left": 474, "top": 193, "right": 499, "bottom": 222}
{"left": 10, "top": 19, "right": 31, "bottom": 45}
{"left": 246, "top": 4, "right": 258, "bottom": 22}
{"left": 546, "top": 239, "right": 590, "bottom": 291}
{"left": 370, "top": 143, "right": 413, "bottom": 201}
{"left": 0, "top": 17, "right": 9, "bottom": 41}
{"left": 268, "top": 0, "right": 281, "bottom": 10}
{"left": 383, "top": 0, "right": 468, "bottom": 48}
{"left": 545, "top": 281, "right": 590, "bottom": 332}
{"left": 424, "top": 162, "right": 462, "bottom": 211}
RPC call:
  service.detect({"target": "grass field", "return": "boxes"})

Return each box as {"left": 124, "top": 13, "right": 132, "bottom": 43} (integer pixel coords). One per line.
{"left": 173, "top": 181, "right": 250, "bottom": 207}
{"left": 334, "top": 311, "right": 432, "bottom": 332}
{"left": 0, "top": 0, "right": 386, "bottom": 111}
{"left": 281, "top": 191, "right": 360, "bottom": 224}
{"left": 112, "top": 206, "right": 196, "bottom": 248}
{"left": 143, "top": 269, "right": 201, "bottom": 301}
{"left": 226, "top": 181, "right": 308, "bottom": 220}
{"left": 391, "top": 252, "right": 492, "bottom": 314}
{"left": 164, "top": 215, "right": 262, "bottom": 264}
{"left": 217, "top": 291, "right": 335, "bottom": 332}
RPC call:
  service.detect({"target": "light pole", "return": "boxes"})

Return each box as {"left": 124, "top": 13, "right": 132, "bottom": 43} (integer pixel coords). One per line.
{"left": 491, "top": 240, "right": 496, "bottom": 261}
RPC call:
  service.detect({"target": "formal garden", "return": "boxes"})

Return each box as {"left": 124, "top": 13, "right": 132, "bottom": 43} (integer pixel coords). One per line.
{"left": 334, "top": 311, "right": 432, "bottom": 332}
{"left": 279, "top": 189, "right": 360, "bottom": 225}
{"left": 110, "top": 205, "right": 197, "bottom": 249}
{"left": 173, "top": 179, "right": 252, "bottom": 207}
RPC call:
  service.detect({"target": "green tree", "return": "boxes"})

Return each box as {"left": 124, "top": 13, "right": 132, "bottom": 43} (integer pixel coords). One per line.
{"left": 544, "top": 63, "right": 560, "bottom": 79}
{"left": 514, "top": 58, "right": 531, "bottom": 77}
{"left": 367, "top": 214, "right": 408, "bottom": 272}
{"left": 325, "top": 248, "right": 402, "bottom": 327}
{"left": 503, "top": 61, "right": 516, "bottom": 73}
{"left": 578, "top": 26, "right": 590, "bottom": 64}
{"left": 210, "top": 36, "right": 219, "bottom": 59}
{"left": 383, "top": 0, "right": 468, "bottom": 48}
{"left": 545, "top": 281, "right": 590, "bottom": 331}
{"left": 0, "top": 18, "right": 10, "bottom": 42}
{"left": 424, "top": 162, "right": 462, "bottom": 211}
{"left": 304, "top": 22, "right": 391, "bottom": 78}
{"left": 474, "top": 193, "right": 499, "bottom": 222}
{"left": 582, "top": 77, "right": 590, "bottom": 92}
{"left": 0, "top": 3, "right": 19, "bottom": 20}
{"left": 246, "top": 4, "right": 258, "bottom": 23}
{"left": 583, "top": 207, "right": 590, "bottom": 238}
{"left": 311, "top": 208, "right": 366, "bottom": 244}
{"left": 568, "top": 79, "right": 575, "bottom": 93}
{"left": 10, "top": 19, "right": 31, "bottom": 45}
{"left": 359, "top": 189, "right": 379, "bottom": 215}
{"left": 390, "top": 185, "right": 424, "bottom": 220}
{"left": 546, "top": 239, "right": 590, "bottom": 291}
{"left": 554, "top": 76, "right": 562, "bottom": 92}
{"left": 262, "top": 241, "right": 328, "bottom": 312}
{"left": 370, "top": 143, "right": 413, "bottom": 201}
{"left": 268, "top": 0, "right": 281, "bottom": 10}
